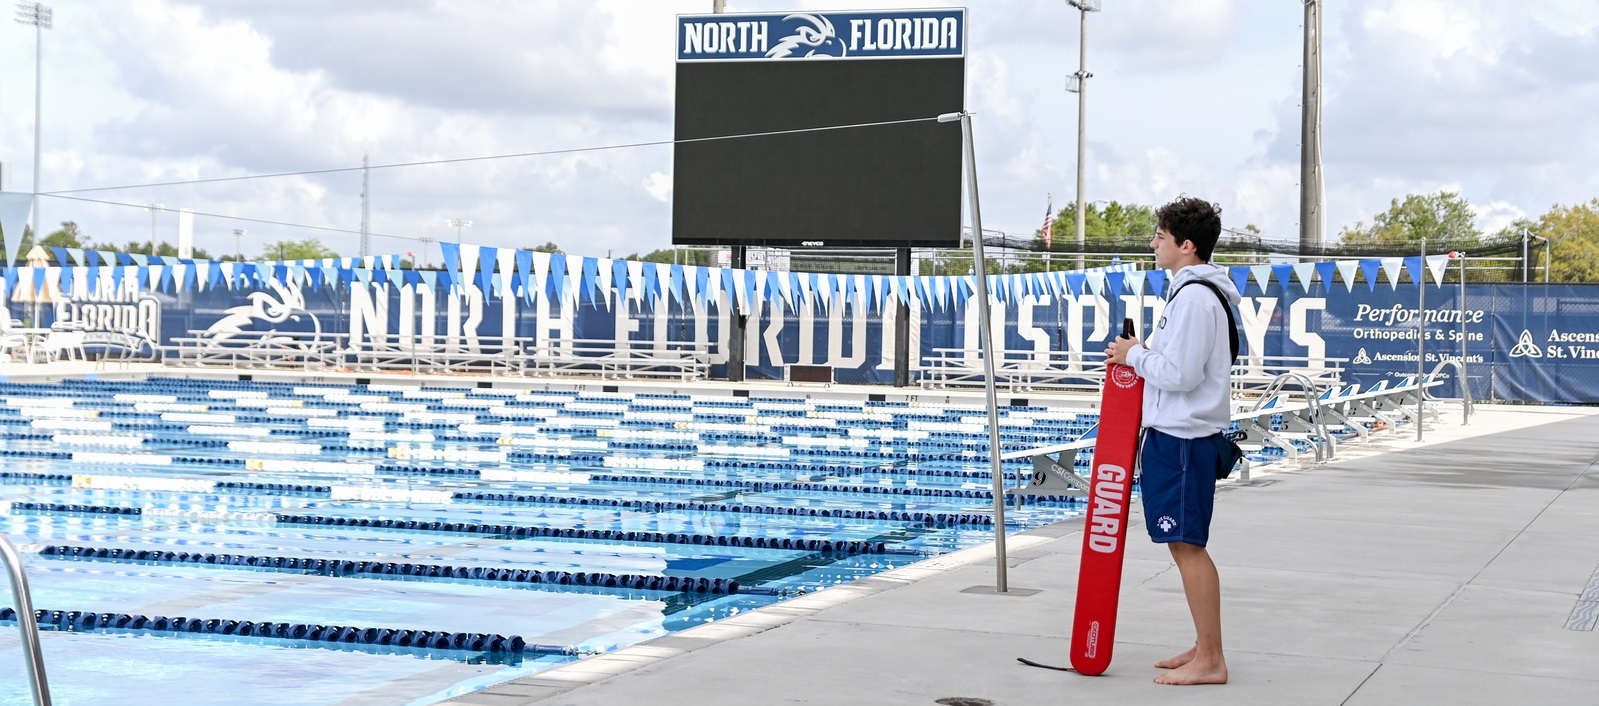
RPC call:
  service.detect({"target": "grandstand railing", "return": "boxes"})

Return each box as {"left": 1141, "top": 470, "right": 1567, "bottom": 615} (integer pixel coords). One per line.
{"left": 350, "top": 334, "right": 523, "bottom": 376}
{"left": 523, "top": 339, "right": 711, "bottom": 381}
{"left": 1231, "top": 356, "right": 1346, "bottom": 396}
{"left": 164, "top": 331, "right": 348, "bottom": 370}
{"left": 918, "top": 348, "right": 1106, "bottom": 391}
{"left": 919, "top": 348, "right": 1343, "bottom": 395}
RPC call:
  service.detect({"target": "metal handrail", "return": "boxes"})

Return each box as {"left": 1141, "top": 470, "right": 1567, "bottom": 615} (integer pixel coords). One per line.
{"left": 1257, "top": 372, "right": 1335, "bottom": 463}
{"left": 1, "top": 533, "right": 52, "bottom": 706}
{"left": 1425, "top": 359, "right": 1474, "bottom": 425}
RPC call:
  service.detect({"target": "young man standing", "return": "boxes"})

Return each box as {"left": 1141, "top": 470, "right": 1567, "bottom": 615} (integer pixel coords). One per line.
{"left": 1105, "top": 196, "right": 1238, "bottom": 686}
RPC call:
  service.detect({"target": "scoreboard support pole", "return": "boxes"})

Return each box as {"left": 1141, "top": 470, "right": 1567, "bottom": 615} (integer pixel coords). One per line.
{"left": 728, "top": 245, "right": 746, "bottom": 382}
{"left": 945, "top": 110, "right": 1011, "bottom": 592}
{"left": 894, "top": 247, "right": 912, "bottom": 387}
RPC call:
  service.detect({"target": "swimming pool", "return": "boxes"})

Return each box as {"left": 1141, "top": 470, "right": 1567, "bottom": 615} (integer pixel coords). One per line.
{"left": 0, "top": 376, "right": 1092, "bottom": 705}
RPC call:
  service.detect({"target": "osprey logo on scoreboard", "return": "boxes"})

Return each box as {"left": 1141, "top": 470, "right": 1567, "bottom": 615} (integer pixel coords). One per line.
{"left": 677, "top": 9, "right": 965, "bottom": 61}
{"left": 766, "top": 14, "right": 847, "bottom": 58}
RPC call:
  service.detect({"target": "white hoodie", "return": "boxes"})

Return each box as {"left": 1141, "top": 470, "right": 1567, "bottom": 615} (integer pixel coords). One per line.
{"left": 1125, "top": 263, "right": 1239, "bottom": 439}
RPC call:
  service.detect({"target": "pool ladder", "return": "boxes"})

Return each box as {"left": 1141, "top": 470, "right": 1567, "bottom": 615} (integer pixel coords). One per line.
{"left": 1257, "top": 372, "right": 1336, "bottom": 464}
{"left": 1, "top": 533, "right": 52, "bottom": 706}
{"left": 1425, "top": 359, "right": 1474, "bottom": 425}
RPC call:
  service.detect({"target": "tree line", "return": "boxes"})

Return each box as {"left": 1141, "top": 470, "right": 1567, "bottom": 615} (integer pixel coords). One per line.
{"left": 5, "top": 222, "right": 341, "bottom": 263}
{"left": 527, "top": 192, "right": 1599, "bottom": 283}
{"left": 18, "top": 192, "right": 1598, "bottom": 282}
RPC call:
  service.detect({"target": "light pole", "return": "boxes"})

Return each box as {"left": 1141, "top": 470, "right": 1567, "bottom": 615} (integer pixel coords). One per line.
{"left": 148, "top": 203, "right": 163, "bottom": 256}
{"left": 939, "top": 110, "right": 1010, "bottom": 592}
{"left": 234, "top": 229, "right": 245, "bottom": 262}
{"left": 417, "top": 235, "right": 434, "bottom": 268}
{"left": 448, "top": 218, "right": 472, "bottom": 245}
{"left": 1300, "top": 0, "right": 1324, "bottom": 258}
{"left": 1066, "top": 0, "right": 1100, "bottom": 272}
{"left": 16, "top": 1, "right": 52, "bottom": 243}
{"left": 1531, "top": 234, "right": 1550, "bottom": 284}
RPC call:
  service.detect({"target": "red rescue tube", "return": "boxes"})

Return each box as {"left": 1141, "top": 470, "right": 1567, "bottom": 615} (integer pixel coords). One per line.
{"left": 1070, "top": 318, "right": 1143, "bottom": 675}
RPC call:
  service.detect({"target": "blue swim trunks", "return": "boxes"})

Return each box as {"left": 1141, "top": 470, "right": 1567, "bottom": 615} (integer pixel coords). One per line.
{"left": 1139, "top": 428, "right": 1222, "bottom": 547}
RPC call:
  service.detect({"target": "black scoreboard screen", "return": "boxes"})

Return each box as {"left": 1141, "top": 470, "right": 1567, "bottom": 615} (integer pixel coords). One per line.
{"left": 672, "top": 9, "right": 966, "bottom": 248}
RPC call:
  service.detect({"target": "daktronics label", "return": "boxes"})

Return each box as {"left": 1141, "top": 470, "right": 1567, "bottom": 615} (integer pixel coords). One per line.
{"left": 677, "top": 9, "right": 965, "bottom": 61}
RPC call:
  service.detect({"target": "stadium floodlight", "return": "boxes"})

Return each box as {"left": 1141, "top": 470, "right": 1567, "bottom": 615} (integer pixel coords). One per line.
{"left": 417, "top": 235, "right": 435, "bottom": 268}
{"left": 1065, "top": 0, "right": 1100, "bottom": 270}
{"left": 16, "top": 2, "right": 52, "bottom": 241}
{"left": 448, "top": 219, "right": 472, "bottom": 245}
{"left": 234, "top": 229, "right": 246, "bottom": 262}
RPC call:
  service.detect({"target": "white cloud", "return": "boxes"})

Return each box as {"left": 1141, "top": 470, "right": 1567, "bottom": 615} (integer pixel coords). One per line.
{"left": 1473, "top": 200, "right": 1528, "bottom": 235}
{"left": 1, "top": 0, "right": 1593, "bottom": 263}
{"left": 643, "top": 171, "right": 673, "bottom": 203}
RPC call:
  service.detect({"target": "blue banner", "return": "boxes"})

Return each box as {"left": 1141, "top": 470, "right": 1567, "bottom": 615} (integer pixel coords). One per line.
{"left": 12, "top": 260, "right": 1599, "bottom": 403}
{"left": 677, "top": 9, "right": 965, "bottom": 61}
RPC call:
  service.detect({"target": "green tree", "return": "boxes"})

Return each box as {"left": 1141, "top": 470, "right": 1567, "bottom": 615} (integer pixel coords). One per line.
{"left": 1338, "top": 191, "right": 1482, "bottom": 249}
{"left": 119, "top": 241, "right": 213, "bottom": 260}
{"left": 1025, "top": 201, "right": 1158, "bottom": 272}
{"left": 622, "top": 247, "right": 719, "bottom": 266}
{"left": 1041, "top": 201, "right": 1158, "bottom": 249}
{"left": 1514, "top": 200, "right": 1599, "bottom": 283}
{"left": 3, "top": 221, "right": 90, "bottom": 258}
{"left": 259, "top": 238, "right": 339, "bottom": 261}
{"left": 40, "top": 221, "right": 91, "bottom": 250}
{"left": 531, "top": 241, "right": 563, "bottom": 254}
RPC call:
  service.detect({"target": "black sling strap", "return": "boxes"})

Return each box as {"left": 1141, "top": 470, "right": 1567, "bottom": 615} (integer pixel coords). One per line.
{"left": 1170, "top": 279, "right": 1240, "bottom": 364}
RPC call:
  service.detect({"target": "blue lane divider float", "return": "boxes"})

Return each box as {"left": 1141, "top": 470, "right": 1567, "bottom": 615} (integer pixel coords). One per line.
{"left": 36, "top": 544, "right": 740, "bottom": 594}
{"left": 214, "top": 481, "right": 333, "bottom": 496}
{"left": 458, "top": 491, "right": 996, "bottom": 527}
{"left": 0, "top": 606, "right": 543, "bottom": 654}
{"left": 272, "top": 512, "right": 888, "bottom": 554}
{"left": 585, "top": 473, "right": 1083, "bottom": 503}
{"left": 10, "top": 501, "right": 143, "bottom": 516}
{"left": 0, "top": 471, "right": 72, "bottom": 485}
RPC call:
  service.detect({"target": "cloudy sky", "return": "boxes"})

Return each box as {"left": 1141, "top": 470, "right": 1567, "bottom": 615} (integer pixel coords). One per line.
{"left": 1, "top": 0, "right": 1595, "bottom": 262}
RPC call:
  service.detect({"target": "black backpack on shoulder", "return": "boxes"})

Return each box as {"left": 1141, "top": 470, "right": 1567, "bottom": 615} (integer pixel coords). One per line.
{"left": 1170, "top": 278, "right": 1246, "bottom": 480}
{"left": 1170, "top": 279, "right": 1239, "bottom": 364}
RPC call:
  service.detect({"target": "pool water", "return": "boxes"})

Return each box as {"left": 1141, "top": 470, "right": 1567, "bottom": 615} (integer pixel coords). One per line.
{"left": 0, "top": 377, "right": 1092, "bottom": 704}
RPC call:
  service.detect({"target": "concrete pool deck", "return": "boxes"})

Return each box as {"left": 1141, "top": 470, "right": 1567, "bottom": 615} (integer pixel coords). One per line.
{"left": 445, "top": 402, "right": 1599, "bottom": 706}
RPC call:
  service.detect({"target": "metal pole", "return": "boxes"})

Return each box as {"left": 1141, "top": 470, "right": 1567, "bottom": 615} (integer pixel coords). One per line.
{"left": 1073, "top": 7, "right": 1088, "bottom": 271}
{"left": 2, "top": 533, "right": 53, "bottom": 706}
{"left": 234, "top": 228, "right": 244, "bottom": 261}
{"left": 1299, "top": 0, "right": 1323, "bottom": 258}
{"left": 951, "top": 111, "right": 1008, "bottom": 592}
{"left": 1416, "top": 238, "right": 1425, "bottom": 442}
{"left": 894, "top": 246, "right": 911, "bottom": 387}
{"left": 148, "top": 204, "right": 161, "bottom": 256}
{"left": 1521, "top": 229, "right": 1529, "bottom": 283}
{"left": 1536, "top": 235, "right": 1550, "bottom": 284}
{"left": 31, "top": 15, "right": 42, "bottom": 241}
{"left": 17, "top": 2, "right": 55, "bottom": 246}
{"left": 1459, "top": 252, "right": 1468, "bottom": 423}
{"left": 359, "top": 154, "right": 371, "bottom": 257}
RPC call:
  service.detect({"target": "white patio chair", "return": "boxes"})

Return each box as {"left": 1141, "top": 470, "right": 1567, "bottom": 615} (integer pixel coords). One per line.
{"left": 40, "top": 329, "right": 87, "bottom": 362}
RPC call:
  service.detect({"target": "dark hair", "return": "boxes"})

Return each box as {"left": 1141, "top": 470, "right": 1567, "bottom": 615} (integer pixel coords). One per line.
{"left": 1155, "top": 196, "right": 1223, "bottom": 261}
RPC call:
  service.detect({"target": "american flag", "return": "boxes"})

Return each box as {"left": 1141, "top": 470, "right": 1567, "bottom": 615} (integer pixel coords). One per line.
{"left": 1042, "top": 196, "right": 1054, "bottom": 248}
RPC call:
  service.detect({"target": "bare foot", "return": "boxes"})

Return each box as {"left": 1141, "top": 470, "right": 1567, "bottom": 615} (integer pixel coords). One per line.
{"left": 1153, "top": 658, "right": 1228, "bottom": 685}
{"left": 1153, "top": 645, "right": 1195, "bottom": 669}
